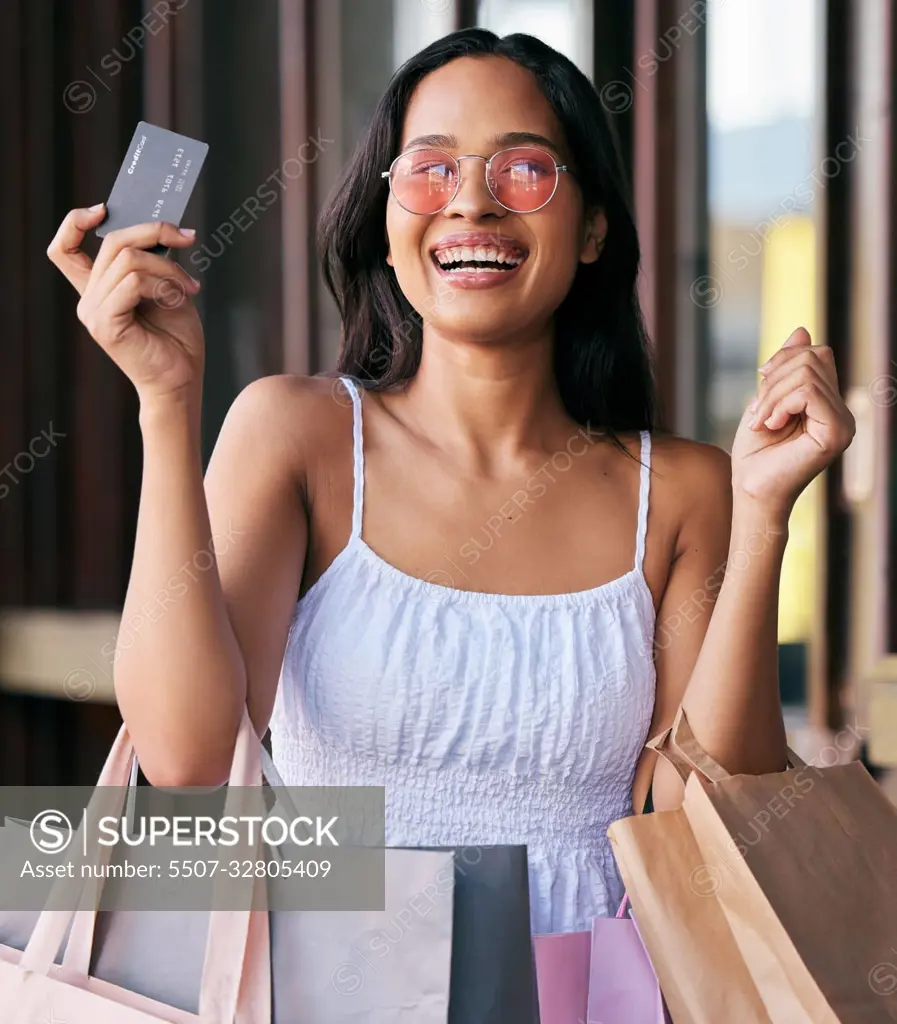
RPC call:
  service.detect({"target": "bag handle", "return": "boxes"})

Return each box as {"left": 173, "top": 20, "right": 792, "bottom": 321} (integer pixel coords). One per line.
{"left": 23, "top": 713, "right": 257, "bottom": 969}
{"left": 21, "top": 706, "right": 268, "bottom": 1023}
{"left": 19, "top": 722, "right": 142, "bottom": 973}
{"left": 646, "top": 705, "right": 807, "bottom": 785}
{"left": 230, "top": 870, "right": 272, "bottom": 1024}
{"left": 645, "top": 723, "right": 693, "bottom": 785}
{"left": 62, "top": 732, "right": 290, "bottom": 978}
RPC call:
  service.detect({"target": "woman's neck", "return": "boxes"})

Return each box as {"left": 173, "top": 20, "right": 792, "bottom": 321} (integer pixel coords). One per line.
{"left": 384, "top": 326, "right": 573, "bottom": 465}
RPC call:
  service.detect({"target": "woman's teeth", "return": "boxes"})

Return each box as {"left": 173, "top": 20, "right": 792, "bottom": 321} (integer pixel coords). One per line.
{"left": 434, "top": 245, "right": 524, "bottom": 271}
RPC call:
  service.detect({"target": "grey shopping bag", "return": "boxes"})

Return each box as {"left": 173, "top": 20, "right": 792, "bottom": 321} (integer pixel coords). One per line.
{"left": 267, "top": 849, "right": 455, "bottom": 1023}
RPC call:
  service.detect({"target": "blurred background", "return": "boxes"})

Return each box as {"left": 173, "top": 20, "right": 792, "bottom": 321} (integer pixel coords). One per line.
{"left": 0, "top": 0, "right": 895, "bottom": 793}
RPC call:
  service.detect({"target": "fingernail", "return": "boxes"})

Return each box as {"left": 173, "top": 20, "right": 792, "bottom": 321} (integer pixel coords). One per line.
{"left": 178, "top": 227, "right": 196, "bottom": 237}
{"left": 88, "top": 203, "right": 105, "bottom": 212}
{"left": 764, "top": 415, "right": 776, "bottom": 428}
{"left": 758, "top": 362, "right": 770, "bottom": 375}
{"left": 748, "top": 397, "right": 758, "bottom": 412}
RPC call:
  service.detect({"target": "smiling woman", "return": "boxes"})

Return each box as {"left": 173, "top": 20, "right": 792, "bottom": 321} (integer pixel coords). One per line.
{"left": 47, "top": 26, "right": 855, "bottom": 937}
{"left": 320, "top": 34, "right": 652, "bottom": 429}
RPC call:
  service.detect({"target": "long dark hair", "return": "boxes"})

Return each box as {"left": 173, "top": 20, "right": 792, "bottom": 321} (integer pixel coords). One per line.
{"left": 318, "top": 28, "right": 657, "bottom": 436}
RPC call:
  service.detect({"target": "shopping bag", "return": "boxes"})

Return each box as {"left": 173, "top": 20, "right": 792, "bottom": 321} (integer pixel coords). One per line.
{"left": 0, "top": 715, "right": 458, "bottom": 1023}
{"left": 0, "top": 815, "right": 221, "bottom": 1011}
{"left": 0, "top": 706, "right": 271, "bottom": 1023}
{"left": 609, "top": 799, "right": 771, "bottom": 1022}
{"left": 440, "top": 845, "right": 536, "bottom": 1024}
{"left": 587, "top": 895, "right": 668, "bottom": 1023}
{"left": 532, "top": 928, "right": 590, "bottom": 1024}
{"left": 266, "top": 851, "right": 454, "bottom": 1023}
{"left": 0, "top": 782, "right": 257, "bottom": 1013}
{"left": 662, "top": 706, "right": 897, "bottom": 1022}
{"left": 1, "top": 849, "right": 455, "bottom": 1023}
{"left": 627, "top": 914, "right": 673, "bottom": 1024}
{"left": 268, "top": 844, "right": 531, "bottom": 1024}
{"left": 610, "top": 707, "right": 897, "bottom": 1023}
{"left": 533, "top": 895, "right": 668, "bottom": 1024}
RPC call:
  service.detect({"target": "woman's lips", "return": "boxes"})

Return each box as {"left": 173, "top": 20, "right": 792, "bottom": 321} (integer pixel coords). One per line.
{"left": 430, "top": 252, "right": 526, "bottom": 289}
{"left": 430, "top": 231, "right": 528, "bottom": 258}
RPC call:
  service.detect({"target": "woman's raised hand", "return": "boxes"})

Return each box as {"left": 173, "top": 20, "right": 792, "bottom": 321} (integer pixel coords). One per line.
{"left": 47, "top": 204, "right": 204, "bottom": 404}
{"left": 732, "top": 326, "right": 855, "bottom": 520}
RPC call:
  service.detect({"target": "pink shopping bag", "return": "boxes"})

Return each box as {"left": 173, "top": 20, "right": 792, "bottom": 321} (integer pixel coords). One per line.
{"left": 533, "top": 928, "right": 591, "bottom": 1024}
{"left": 587, "top": 895, "right": 668, "bottom": 1024}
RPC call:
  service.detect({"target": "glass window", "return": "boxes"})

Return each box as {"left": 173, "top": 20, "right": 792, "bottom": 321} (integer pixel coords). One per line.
{"left": 393, "top": 0, "right": 458, "bottom": 68}
{"left": 312, "top": 0, "right": 459, "bottom": 372}
{"left": 706, "top": 0, "right": 822, "bottom": 689}
{"left": 706, "top": 0, "right": 819, "bottom": 449}
{"left": 476, "top": 0, "right": 593, "bottom": 77}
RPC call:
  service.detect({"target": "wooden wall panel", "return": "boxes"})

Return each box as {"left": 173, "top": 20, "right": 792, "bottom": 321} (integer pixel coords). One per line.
{"left": 631, "top": 0, "right": 707, "bottom": 434}
{"left": 0, "top": 0, "right": 28, "bottom": 606}
{"left": 844, "top": 0, "right": 897, "bottom": 765}
{"left": 1, "top": 0, "right": 289, "bottom": 783}
{"left": 279, "top": 0, "right": 313, "bottom": 375}
{"left": 819, "top": 0, "right": 855, "bottom": 729}
{"left": 0, "top": 0, "right": 150, "bottom": 783}
{"left": 67, "top": 0, "right": 144, "bottom": 607}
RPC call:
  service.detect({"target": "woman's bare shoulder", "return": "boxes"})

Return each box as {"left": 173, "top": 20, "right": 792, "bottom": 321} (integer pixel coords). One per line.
{"left": 204, "top": 374, "right": 357, "bottom": 506}
{"left": 220, "top": 373, "right": 355, "bottom": 452}
{"left": 648, "top": 432, "right": 733, "bottom": 552}
{"left": 606, "top": 429, "right": 731, "bottom": 532}
{"left": 605, "top": 429, "right": 730, "bottom": 485}
{"left": 648, "top": 431, "right": 732, "bottom": 490}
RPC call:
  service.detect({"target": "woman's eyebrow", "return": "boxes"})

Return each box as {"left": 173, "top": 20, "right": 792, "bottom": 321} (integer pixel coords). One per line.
{"left": 492, "top": 131, "right": 561, "bottom": 153}
{"left": 402, "top": 133, "right": 457, "bottom": 151}
{"left": 400, "top": 131, "right": 562, "bottom": 153}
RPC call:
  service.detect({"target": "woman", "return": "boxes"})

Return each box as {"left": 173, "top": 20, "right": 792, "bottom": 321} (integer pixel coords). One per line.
{"left": 47, "top": 29, "right": 854, "bottom": 934}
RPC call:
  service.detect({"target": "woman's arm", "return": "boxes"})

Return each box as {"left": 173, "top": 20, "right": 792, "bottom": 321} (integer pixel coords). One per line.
{"left": 636, "top": 446, "right": 789, "bottom": 814}
{"left": 117, "top": 376, "right": 309, "bottom": 787}
{"left": 47, "top": 209, "right": 316, "bottom": 788}
{"left": 631, "top": 443, "right": 758, "bottom": 812}
{"left": 675, "top": 493, "right": 789, "bottom": 779}
{"left": 634, "top": 328, "right": 854, "bottom": 813}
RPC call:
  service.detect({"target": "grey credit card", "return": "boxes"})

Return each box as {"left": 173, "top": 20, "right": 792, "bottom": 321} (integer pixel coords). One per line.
{"left": 96, "top": 121, "right": 208, "bottom": 255}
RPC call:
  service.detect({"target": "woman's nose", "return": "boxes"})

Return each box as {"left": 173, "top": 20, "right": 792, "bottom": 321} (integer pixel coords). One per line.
{"left": 443, "top": 156, "right": 505, "bottom": 218}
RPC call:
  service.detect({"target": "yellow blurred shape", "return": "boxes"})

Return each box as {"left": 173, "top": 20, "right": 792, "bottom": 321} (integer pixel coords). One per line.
{"left": 758, "top": 214, "right": 820, "bottom": 643}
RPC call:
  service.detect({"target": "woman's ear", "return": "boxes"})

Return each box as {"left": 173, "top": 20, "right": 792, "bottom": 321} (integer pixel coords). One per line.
{"left": 386, "top": 248, "right": 394, "bottom": 267}
{"left": 580, "top": 208, "right": 608, "bottom": 264}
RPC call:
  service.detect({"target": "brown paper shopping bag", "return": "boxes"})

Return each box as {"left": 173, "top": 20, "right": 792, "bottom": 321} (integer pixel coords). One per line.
{"left": 668, "top": 707, "right": 897, "bottom": 1022}
{"left": 607, "top": 798, "right": 772, "bottom": 1023}
{"left": 612, "top": 707, "right": 897, "bottom": 1024}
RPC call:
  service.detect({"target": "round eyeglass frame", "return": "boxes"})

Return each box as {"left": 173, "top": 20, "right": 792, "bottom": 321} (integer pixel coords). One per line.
{"left": 381, "top": 146, "right": 570, "bottom": 215}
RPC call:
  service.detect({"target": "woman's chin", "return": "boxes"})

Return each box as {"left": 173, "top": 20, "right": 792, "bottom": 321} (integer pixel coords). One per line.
{"left": 422, "top": 313, "right": 536, "bottom": 345}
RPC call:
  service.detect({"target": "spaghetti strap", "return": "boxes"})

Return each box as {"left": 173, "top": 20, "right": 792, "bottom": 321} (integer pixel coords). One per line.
{"left": 634, "top": 431, "right": 651, "bottom": 573}
{"left": 339, "top": 377, "right": 365, "bottom": 539}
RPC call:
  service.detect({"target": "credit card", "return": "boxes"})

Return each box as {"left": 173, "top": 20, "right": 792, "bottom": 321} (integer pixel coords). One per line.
{"left": 96, "top": 121, "right": 208, "bottom": 255}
